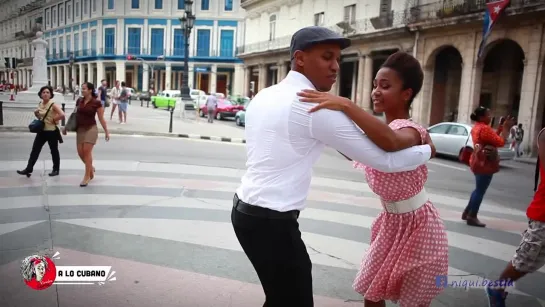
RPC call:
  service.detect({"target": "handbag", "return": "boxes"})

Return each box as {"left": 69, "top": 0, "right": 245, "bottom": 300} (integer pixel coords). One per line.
{"left": 65, "top": 98, "right": 80, "bottom": 132}
{"left": 28, "top": 102, "right": 53, "bottom": 133}
{"left": 469, "top": 129, "right": 500, "bottom": 175}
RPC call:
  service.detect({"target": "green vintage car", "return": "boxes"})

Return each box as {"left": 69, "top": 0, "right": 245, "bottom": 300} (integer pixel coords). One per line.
{"left": 151, "top": 90, "right": 180, "bottom": 109}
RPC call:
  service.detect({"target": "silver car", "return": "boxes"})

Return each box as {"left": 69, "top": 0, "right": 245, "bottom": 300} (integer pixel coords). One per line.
{"left": 427, "top": 122, "right": 515, "bottom": 161}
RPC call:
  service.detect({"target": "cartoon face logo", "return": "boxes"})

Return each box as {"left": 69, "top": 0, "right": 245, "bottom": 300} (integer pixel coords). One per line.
{"left": 20, "top": 254, "right": 57, "bottom": 290}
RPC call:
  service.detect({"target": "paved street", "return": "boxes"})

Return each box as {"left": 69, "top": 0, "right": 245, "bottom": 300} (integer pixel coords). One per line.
{"left": 0, "top": 132, "right": 543, "bottom": 307}
{"left": 0, "top": 99, "right": 245, "bottom": 140}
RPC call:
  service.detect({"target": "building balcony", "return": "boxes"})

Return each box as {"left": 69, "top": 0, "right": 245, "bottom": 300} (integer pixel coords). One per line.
{"left": 237, "top": 11, "right": 410, "bottom": 57}
{"left": 45, "top": 47, "right": 239, "bottom": 62}
{"left": 407, "top": 0, "right": 545, "bottom": 25}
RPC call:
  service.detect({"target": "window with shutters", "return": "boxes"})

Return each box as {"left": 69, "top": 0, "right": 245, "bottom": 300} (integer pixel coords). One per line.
{"left": 269, "top": 15, "right": 276, "bottom": 41}
{"left": 314, "top": 12, "right": 324, "bottom": 26}
{"left": 343, "top": 4, "right": 355, "bottom": 24}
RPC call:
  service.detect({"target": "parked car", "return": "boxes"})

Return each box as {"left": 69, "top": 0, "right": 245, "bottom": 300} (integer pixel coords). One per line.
{"left": 235, "top": 100, "right": 251, "bottom": 126}
{"left": 427, "top": 122, "right": 515, "bottom": 161}
{"left": 199, "top": 98, "right": 244, "bottom": 120}
{"left": 151, "top": 90, "right": 181, "bottom": 109}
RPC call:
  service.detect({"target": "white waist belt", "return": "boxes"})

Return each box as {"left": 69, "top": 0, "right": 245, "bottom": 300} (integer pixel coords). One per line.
{"left": 381, "top": 188, "right": 429, "bottom": 214}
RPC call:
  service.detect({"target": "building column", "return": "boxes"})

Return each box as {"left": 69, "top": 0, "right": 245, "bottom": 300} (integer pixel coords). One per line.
{"left": 517, "top": 24, "right": 545, "bottom": 156}
{"left": 63, "top": 65, "right": 69, "bottom": 87}
{"left": 71, "top": 65, "right": 77, "bottom": 88}
{"left": 258, "top": 64, "right": 267, "bottom": 92}
{"left": 165, "top": 63, "right": 172, "bottom": 90}
{"left": 457, "top": 32, "right": 480, "bottom": 124}
{"left": 49, "top": 67, "right": 54, "bottom": 87}
{"left": 355, "top": 55, "right": 365, "bottom": 108}
{"left": 142, "top": 63, "right": 149, "bottom": 92}
{"left": 87, "top": 63, "right": 95, "bottom": 85}
{"left": 115, "top": 61, "right": 126, "bottom": 83}
{"left": 210, "top": 64, "right": 217, "bottom": 93}
{"left": 56, "top": 66, "right": 62, "bottom": 88}
{"left": 277, "top": 61, "right": 287, "bottom": 81}
{"left": 244, "top": 66, "right": 251, "bottom": 97}
{"left": 233, "top": 64, "right": 244, "bottom": 97}
{"left": 361, "top": 54, "right": 373, "bottom": 111}
{"left": 78, "top": 63, "right": 85, "bottom": 84}
{"left": 188, "top": 63, "right": 195, "bottom": 89}
{"left": 96, "top": 61, "right": 105, "bottom": 84}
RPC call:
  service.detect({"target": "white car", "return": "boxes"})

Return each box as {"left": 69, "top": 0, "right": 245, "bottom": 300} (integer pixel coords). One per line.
{"left": 427, "top": 122, "right": 515, "bottom": 161}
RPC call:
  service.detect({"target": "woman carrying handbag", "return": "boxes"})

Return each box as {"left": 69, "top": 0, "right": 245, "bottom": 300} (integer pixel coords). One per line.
{"left": 17, "top": 85, "right": 65, "bottom": 177}
{"left": 461, "top": 106, "right": 514, "bottom": 227}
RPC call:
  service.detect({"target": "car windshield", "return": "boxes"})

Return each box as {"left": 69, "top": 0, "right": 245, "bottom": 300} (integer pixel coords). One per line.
{"left": 219, "top": 99, "right": 233, "bottom": 106}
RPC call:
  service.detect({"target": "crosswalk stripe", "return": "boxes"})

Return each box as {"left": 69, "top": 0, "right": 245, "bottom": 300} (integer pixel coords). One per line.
{"left": 0, "top": 159, "right": 526, "bottom": 217}
{"left": 55, "top": 217, "right": 534, "bottom": 298}
{"left": 0, "top": 158, "right": 542, "bottom": 302}
{"left": 3, "top": 189, "right": 533, "bottom": 274}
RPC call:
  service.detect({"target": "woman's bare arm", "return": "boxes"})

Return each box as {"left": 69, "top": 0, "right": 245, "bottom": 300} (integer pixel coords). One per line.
{"left": 343, "top": 103, "right": 423, "bottom": 151}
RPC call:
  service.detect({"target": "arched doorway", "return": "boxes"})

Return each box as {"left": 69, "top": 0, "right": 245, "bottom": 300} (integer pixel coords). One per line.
{"left": 479, "top": 39, "right": 525, "bottom": 125}
{"left": 429, "top": 46, "right": 463, "bottom": 125}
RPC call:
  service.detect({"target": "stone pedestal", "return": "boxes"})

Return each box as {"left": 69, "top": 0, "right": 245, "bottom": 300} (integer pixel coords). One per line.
{"left": 15, "top": 31, "right": 65, "bottom": 106}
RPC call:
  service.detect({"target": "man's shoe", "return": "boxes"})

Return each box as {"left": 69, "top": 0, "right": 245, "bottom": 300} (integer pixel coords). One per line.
{"left": 462, "top": 209, "right": 469, "bottom": 220}
{"left": 485, "top": 286, "right": 507, "bottom": 307}
{"left": 16, "top": 169, "right": 32, "bottom": 177}
{"left": 467, "top": 217, "right": 486, "bottom": 227}
{"left": 48, "top": 170, "right": 59, "bottom": 177}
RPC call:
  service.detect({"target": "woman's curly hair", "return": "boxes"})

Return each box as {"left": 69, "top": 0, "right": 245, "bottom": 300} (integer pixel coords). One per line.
{"left": 20, "top": 255, "right": 48, "bottom": 281}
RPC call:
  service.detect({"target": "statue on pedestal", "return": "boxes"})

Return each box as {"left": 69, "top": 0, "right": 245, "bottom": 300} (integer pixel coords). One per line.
{"left": 16, "top": 31, "right": 64, "bottom": 103}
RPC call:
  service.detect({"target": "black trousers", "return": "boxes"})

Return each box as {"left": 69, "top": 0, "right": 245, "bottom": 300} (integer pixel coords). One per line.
{"left": 231, "top": 194, "right": 313, "bottom": 307}
{"left": 26, "top": 129, "right": 61, "bottom": 172}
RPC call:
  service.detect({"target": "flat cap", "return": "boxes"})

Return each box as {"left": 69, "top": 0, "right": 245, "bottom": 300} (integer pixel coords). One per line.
{"left": 290, "top": 26, "right": 351, "bottom": 59}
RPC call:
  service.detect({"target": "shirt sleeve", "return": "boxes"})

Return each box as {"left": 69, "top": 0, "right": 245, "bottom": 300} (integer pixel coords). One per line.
{"left": 479, "top": 125, "right": 505, "bottom": 147}
{"left": 308, "top": 107, "right": 431, "bottom": 172}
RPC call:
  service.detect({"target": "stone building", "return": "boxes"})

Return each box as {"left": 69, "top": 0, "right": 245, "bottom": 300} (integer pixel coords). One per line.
{"left": 0, "top": 0, "right": 45, "bottom": 87}
{"left": 237, "top": 0, "right": 545, "bottom": 156}
{"left": 27, "top": 0, "right": 246, "bottom": 95}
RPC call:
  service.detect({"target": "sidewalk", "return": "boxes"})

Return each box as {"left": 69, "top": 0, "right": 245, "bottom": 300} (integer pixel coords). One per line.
{"left": 0, "top": 102, "right": 246, "bottom": 142}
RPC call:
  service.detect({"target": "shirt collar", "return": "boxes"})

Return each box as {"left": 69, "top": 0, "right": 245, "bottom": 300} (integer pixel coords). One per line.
{"left": 284, "top": 70, "right": 317, "bottom": 90}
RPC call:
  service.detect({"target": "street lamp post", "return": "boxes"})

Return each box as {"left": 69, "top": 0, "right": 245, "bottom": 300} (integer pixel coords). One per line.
{"left": 69, "top": 53, "right": 75, "bottom": 100}
{"left": 179, "top": 0, "right": 196, "bottom": 112}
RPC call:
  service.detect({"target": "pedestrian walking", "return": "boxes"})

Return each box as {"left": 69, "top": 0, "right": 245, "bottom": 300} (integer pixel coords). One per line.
{"left": 117, "top": 82, "right": 129, "bottom": 124}
{"left": 97, "top": 79, "right": 108, "bottom": 108}
{"left": 299, "top": 51, "right": 448, "bottom": 307}
{"left": 109, "top": 81, "right": 121, "bottom": 122}
{"left": 17, "top": 85, "right": 65, "bottom": 177}
{"left": 231, "top": 26, "right": 436, "bottom": 307}
{"left": 485, "top": 127, "right": 545, "bottom": 307}
{"left": 205, "top": 93, "right": 218, "bottom": 123}
{"left": 462, "top": 107, "right": 514, "bottom": 227}
{"left": 514, "top": 123, "right": 524, "bottom": 157}
{"left": 62, "top": 82, "right": 110, "bottom": 187}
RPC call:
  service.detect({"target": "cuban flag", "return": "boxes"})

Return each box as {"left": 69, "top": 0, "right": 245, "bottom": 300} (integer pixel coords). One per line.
{"left": 477, "top": 0, "right": 510, "bottom": 59}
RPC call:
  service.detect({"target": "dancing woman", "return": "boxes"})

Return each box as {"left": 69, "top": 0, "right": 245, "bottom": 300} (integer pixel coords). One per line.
{"left": 298, "top": 51, "right": 448, "bottom": 307}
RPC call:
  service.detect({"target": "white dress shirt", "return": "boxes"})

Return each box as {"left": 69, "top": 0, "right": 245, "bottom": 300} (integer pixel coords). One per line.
{"left": 236, "top": 71, "right": 431, "bottom": 212}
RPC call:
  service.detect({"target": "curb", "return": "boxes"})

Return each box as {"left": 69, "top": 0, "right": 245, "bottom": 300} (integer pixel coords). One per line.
{"left": 0, "top": 126, "right": 246, "bottom": 144}
{"left": 513, "top": 158, "right": 538, "bottom": 165}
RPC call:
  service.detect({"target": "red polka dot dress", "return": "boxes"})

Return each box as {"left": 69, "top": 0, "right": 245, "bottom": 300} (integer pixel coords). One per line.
{"left": 352, "top": 119, "right": 449, "bottom": 307}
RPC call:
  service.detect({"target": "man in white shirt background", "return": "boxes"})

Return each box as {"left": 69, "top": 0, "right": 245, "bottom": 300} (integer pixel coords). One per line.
{"left": 231, "top": 26, "right": 436, "bottom": 307}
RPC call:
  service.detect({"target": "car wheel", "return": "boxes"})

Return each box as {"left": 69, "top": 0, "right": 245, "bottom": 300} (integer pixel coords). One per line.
{"left": 199, "top": 110, "right": 205, "bottom": 117}
{"left": 216, "top": 112, "right": 222, "bottom": 120}
{"left": 235, "top": 117, "right": 241, "bottom": 126}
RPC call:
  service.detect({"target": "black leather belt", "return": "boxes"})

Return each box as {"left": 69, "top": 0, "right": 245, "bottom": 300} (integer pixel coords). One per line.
{"left": 233, "top": 194, "right": 300, "bottom": 220}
